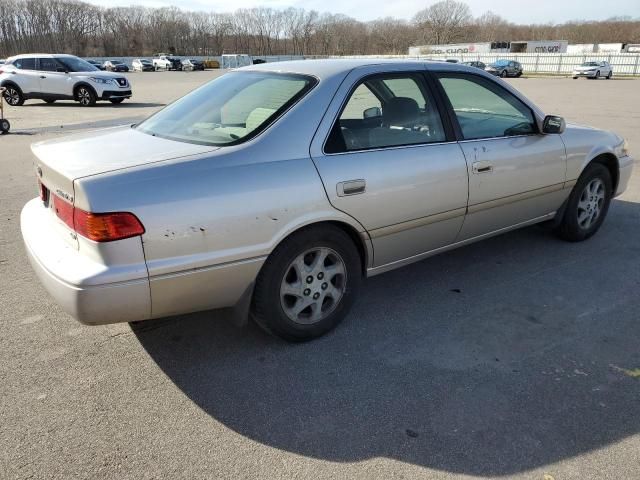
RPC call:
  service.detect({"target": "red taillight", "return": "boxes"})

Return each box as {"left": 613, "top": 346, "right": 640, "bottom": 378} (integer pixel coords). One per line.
{"left": 74, "top": 209, "right": 145, "bottom": 242}
{"left": 53, "top": 195, "right": 144, "bottom": 242}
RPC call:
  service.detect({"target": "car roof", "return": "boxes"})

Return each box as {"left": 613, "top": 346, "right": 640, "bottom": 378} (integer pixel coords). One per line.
{"left": 242, "top": 58, "right": 483, "bottom": 81}
{"left": 7, "top": 53, "right": 76, "bottom": 60}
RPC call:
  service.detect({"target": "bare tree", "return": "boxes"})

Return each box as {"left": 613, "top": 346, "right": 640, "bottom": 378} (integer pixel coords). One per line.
{"left": 413, "top": 0, "right": 472, "bottom": 45}
{"left": 0, "top": 0, "right": 638, "bottom": 59}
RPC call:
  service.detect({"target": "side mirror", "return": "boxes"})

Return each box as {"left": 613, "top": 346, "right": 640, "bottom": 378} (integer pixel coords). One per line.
{"left": 542, "top": 115, "right": 566, "bottom": 134}
{"left": 363, "top": 107, "right": 381, "bottom": 119}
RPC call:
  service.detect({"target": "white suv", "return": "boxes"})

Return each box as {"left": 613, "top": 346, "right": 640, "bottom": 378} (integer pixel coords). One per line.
{"left": 0, "top": 54, "right": 132, "bottom": 106}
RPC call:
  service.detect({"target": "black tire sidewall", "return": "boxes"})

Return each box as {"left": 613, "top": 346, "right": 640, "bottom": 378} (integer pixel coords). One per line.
{"left": 0, "top": 119, "right": 9, "bottom": 133}
{"left": 252, "top": 225, "right": 362, "bottom": 341}
{"left": 559, "top": 163, "right": 612, "bottom": 241}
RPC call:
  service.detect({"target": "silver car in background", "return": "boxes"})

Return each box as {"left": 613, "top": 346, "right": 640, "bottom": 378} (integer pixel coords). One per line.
{"left": 21, "top": 60, "right": 634, "bottom": 341}
{"left": 573, "top": 61, "right": 613, "bottom": 79}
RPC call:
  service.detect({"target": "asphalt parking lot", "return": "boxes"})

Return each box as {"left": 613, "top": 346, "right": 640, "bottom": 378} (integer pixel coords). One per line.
{"left": 1, "top": 71, "right": 639, "bottom": 480}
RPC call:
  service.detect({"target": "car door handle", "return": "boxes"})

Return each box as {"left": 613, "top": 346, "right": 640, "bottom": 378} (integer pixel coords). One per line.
{"left": 337, "top": 179, "right": 366, "bottom": 196}
{"left": 40, "top": 75, "right": 46, "bottom": 79}
{"left": 472, "top": 161, "right": 493, "bottom": 174}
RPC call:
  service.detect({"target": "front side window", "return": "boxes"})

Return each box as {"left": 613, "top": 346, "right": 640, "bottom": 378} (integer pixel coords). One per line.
{"left": 137, "top": 71, "right": 316, "bottom": 146}
{"left": 325, "top": 73, "right": 445, "bottom": 153}
{"left": 437, "top": 74, "right": 537, "bottom": 140}
{"left": 39, "top": 57, "right": 62, "bottom": 72}
{"left": 58, "top": 56, "right": 97, "bottom": 72}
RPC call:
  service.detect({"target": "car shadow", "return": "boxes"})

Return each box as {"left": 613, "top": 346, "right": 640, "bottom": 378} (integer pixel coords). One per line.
{"left": 24, "top": 102, "right": 165, "bottom": 108}
{"left": 132, "top": 198, "right": 640, "bottom": 476}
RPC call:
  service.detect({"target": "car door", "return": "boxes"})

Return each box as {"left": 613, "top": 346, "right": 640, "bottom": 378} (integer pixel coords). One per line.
{"left": 434, "top": 71, "right": 567, "bottom": 239}
{"left": 8, "top": 57, "right": 41, "bottom": 94}
{"left": 310, "top": 66, "right": 469, "bottom": 268}
{"left": 37, "top": 57, "right": 72, "bottom": 97}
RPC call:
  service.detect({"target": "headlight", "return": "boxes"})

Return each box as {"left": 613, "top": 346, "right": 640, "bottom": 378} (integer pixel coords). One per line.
{"left": 89, "top": 77, "right": 113, "bottom": 85}
{"left": 615, "top": 139, "right": 629, "bottom": 158}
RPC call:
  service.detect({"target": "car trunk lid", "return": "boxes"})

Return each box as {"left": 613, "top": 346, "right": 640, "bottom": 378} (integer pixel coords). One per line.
{"left": 31, "top": 126, "right": 218, "bottom": 249}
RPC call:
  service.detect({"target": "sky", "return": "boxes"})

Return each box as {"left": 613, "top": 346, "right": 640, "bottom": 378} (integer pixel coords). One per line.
{"left": 86, "top": 0, "right": 639, "bottom": 24}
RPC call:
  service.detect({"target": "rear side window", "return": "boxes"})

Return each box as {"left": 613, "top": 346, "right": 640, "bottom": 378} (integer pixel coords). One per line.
{"left": 12, "top": 58, "right": 36, "bottom": 70}
{"left": 325, "top": 73, "right": 446, "bottom": 153}
{"left": 437, "top": 73, "right": 536, "bottom": 140}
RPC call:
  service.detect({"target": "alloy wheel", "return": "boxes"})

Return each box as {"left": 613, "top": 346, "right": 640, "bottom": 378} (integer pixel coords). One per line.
{"left": 5, "top": 88, "right": 20, "bottom": 106}
{"left": 77, "top": 88, "right": 91, "bottom": 106}
{"left": 577, "top": 178, "right": 605, "bottom": 230}
{"left": 280, "top": 247, "right": 347, "bottom": 325}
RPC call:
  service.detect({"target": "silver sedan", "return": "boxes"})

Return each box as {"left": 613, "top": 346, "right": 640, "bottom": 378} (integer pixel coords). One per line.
{"left": 21, "top": 60, "right": 634, "bottom": 341}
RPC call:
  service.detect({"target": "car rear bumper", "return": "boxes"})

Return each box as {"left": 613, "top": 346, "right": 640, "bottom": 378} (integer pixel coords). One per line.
{"left": 21, "top": 198, "right": 151, "bottom": 325}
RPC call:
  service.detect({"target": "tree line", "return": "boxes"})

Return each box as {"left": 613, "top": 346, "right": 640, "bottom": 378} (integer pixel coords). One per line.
{"left": 0, "top": 0, "right": 638, "bottom": 58}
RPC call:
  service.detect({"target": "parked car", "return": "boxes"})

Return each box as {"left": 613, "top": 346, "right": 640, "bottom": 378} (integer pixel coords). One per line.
{"left": 572, "top": 61, "right": 613, "bottom": 79}
{"left": 132, "top": 58, "right": 154, "bottom": 72}
{"left": 86, "top": 60, "right": 106, "bottom": 71}
{"left": 180, "top": 59, "right": 204, "bottom": 71}
{"left": 461, "top": 60, "right": 486, "bottom": 70}
{"left": 1, "top": 54, "right": 132, "bottom": 106}
{"left": 21, "top": 60, "right": 633, "bottom": 341}
{"left": 486, "top": 59, "right": 523, "bottom": 77}
{"left": 153, "top": 55, "right": 181, "bottom": 71}
{"left": 103, "top": 60, "right": 129, "bottom": 72}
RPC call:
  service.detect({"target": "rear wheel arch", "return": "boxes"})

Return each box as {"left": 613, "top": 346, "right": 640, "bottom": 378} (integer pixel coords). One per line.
{"left": 270, "top": 220, "right": 370, "bottom": 277}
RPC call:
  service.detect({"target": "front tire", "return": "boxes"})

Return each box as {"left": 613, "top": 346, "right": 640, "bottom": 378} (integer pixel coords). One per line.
{"left": 500, "top": 70, "right": 507, "bottom": 78}
{"left": 75, "top": 86, "right": 96, "bottom": 107}
{"left": 595, "top": 70, "right": 600, "bottom": 79}
{"left": 607, "top": 71, "right": 612, "bottom": 79}
{"left": 2, "top": 85, "right": 24, "bottom": 106}
{"left": 252, "top": 225, "right": 362, "bottom": 342}
{"left": 555, "top": 163, "right": 612, "bottom": 242}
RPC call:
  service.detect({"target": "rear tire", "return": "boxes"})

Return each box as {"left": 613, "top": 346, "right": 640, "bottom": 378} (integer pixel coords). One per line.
{"left": 75, "top": 86, "right": 96, "bottom": 107}
{"left": 555, "top": 163, "right": 612, "bottom": 242}
{"left": 252, "top": 225, "right": 362, "bottom": 342}
{"left": 2, "top": 85, "right": 24, "bottom": 106}
{"left": 607, "top": 71, "right": 612, "bottom": 79}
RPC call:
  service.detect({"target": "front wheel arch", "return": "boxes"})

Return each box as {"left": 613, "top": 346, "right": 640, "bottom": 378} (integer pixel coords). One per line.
{"left": 73, "top": 83, "right": 97, "bottom": 104}
{"left": 589, "top": 153, "right": 619, "bottom": 194}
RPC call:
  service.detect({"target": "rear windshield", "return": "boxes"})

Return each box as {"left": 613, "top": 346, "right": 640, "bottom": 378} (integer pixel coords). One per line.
{"left": 136, "top": 71, "right": 317, "bottom": 146}
{"left": 582, "top": 62, "right": 599, "bottom": 66}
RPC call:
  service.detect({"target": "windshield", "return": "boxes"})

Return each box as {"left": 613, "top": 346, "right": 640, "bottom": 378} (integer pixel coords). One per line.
{"left": 137, "top": 71, "right": 316, "bottom": 146}
{"left": 582, "top": 62, "right": 599, "bottom": 66}
{"left": 491, "top": 60, "right": 510, "bottom": 67}
{"left": 140, "top": 60, "right": 151, "bottom": 64}
{"left": 58, "top": 56, "right": 98, "bottom": 72}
